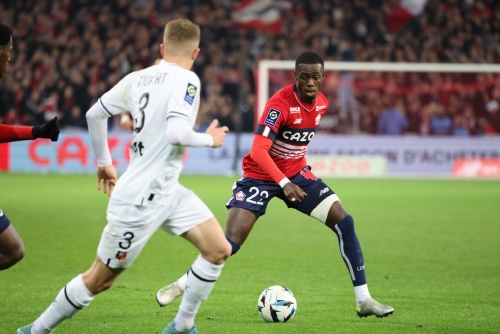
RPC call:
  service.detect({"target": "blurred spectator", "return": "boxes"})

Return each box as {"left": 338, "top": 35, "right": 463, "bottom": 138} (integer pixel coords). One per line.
{"left": 359, "top": 112, "right": 376, "bottom": 134}
{"left": 486, "top": 90, "right": 500, "bottom": 132}
{"left": 62, "top": 105, "right": 87, "bottom": 130}
{"left": 0, "top": 0, "right": 499, "bottom": 136}
{"left": 377, "top": 98, "right": 408, "bottom": 135}
{"left": 430, "top": 104, "right": 452, "bottom": 135}
{"left": 452, "top": 115, "right": 469, "bottom": 136}
{"left": 406, "top": 95, "right": 423, "bottom": 135}
{"left": 1, "top": 108, "right": 20, "bottom": 125}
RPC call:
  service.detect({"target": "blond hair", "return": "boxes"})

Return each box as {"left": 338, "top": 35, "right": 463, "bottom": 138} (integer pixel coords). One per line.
{"left": 163, "top": 19, "right": 200, "bottom": 56}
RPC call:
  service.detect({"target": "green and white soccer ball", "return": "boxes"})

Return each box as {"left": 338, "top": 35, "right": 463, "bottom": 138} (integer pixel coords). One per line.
{"left": 257, "top": 285, "right": 297, "bottom": 323}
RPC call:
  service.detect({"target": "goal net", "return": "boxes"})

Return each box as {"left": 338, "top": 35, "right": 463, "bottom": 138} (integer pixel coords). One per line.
{"left": 257, "top": 61, "right": 500, "bottom": 135}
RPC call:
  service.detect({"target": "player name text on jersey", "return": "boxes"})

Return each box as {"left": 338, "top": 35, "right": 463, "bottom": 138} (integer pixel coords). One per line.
{"left": 137, "top": 73, "right": 168, "bottom": 87}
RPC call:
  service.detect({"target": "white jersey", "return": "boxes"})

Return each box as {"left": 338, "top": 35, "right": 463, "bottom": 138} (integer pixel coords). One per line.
{"left": 99, "top": 60, "right": 201, "bottom": 206}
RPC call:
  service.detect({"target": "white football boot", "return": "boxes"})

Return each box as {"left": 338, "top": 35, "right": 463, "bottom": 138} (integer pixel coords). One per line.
{"left": 157, "top": 281, "right": 184, "bottom": 307}
{"left": 356, "top": 298, "right": 394, "bottom": 318}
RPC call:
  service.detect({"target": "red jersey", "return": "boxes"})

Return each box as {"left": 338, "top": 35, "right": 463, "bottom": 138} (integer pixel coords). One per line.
{"left": 0, "top": 124, "right": 33, "bottom": 143}
{"left": 243, "top": 84, "right": 329, "bottom": 181}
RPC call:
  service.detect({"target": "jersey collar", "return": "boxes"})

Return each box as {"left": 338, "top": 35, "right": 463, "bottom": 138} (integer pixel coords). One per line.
{"left": 159, "top": 60, "right": 179, "bottom": 67}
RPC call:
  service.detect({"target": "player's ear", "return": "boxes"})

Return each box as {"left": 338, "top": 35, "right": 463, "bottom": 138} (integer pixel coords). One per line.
{"left": 192, "top": 47, "right": 200, "bottom": 61}
{"left": 160, "top": 44, "right": 165, "bottom": 57}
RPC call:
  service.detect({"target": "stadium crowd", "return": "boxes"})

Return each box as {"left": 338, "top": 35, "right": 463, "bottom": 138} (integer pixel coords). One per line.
{"left": 0, "top": 0, "right": 500, "bottom": 135}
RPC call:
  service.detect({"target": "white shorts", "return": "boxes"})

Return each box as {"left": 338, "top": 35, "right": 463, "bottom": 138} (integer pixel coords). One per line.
{"left": 97, "top": 183, "right": 213, "bottom": 269}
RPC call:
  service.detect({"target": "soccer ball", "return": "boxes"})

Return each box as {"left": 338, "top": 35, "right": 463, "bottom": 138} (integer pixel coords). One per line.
{"left": 257, "top": 285, "right": 297, "bottom": 323}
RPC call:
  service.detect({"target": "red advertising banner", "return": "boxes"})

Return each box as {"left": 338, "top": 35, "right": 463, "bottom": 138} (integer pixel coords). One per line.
{"left": 452, "top": 159, "right": 500, "bottom": 178}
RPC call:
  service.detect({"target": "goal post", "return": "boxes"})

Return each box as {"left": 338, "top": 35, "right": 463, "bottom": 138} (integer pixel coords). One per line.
{"left": 257, "top": 61, "right": 500, "bottom": 134}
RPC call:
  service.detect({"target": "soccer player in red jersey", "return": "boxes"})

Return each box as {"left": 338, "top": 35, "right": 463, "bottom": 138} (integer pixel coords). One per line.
{"left": 0, "top": 23, "right": 60, "bottom": 271}
{"left": 158, "top": 52, "right": 394, "bottom": 318}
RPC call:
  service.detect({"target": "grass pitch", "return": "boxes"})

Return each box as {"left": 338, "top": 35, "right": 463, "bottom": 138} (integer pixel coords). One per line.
{"left": 0, "top": 174, "right": 499, "bottom": 333}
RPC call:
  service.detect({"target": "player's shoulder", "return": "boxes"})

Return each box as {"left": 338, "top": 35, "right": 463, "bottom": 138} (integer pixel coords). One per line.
{"left": 168, "top": 65, "right": 200, "bottom": 85}
{"left": 317, "top": 91, "right": 327, "bottom": 101}
{"left": 268, "top": 85, "right": 294, "bottom": 109}
{"left": 316, "top": 91, "right": 328, "bottom": 109}
{"left": 271, "top": 84, "right": 294, "bottom": 101}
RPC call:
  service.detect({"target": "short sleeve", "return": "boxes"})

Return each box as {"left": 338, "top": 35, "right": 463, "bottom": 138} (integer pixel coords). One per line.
{"left": 254, "top": 100, "right": 288, "bottom": 141}
{"left": 100, "top": 73, "right": 136, "bottom": 116}
{"left": 166, "top": 71, "right": 201, "bottom": 121}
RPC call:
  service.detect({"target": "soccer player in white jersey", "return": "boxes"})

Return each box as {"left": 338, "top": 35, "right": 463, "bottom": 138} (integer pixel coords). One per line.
{"left": 18, "top": 19, "right": 231, "bottom": 334}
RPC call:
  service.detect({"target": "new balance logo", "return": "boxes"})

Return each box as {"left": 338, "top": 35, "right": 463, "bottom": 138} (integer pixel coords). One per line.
{"left": 319, "top": 187, "right": 329, "bottom": 197}
{"left": 293, "top": 118, "right": 302, "bottom": 124}
{"left": 290, "top": 107, "right": 301, "bottom": 113}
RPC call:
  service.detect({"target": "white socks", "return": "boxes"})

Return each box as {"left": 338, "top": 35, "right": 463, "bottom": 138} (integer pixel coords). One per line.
{"left": 32, "top": 274, "right": 94, "bottom": 333}
{"left": 174, "top": 255, "right": 224, "bottom": 332}
{"left": 177, "top": 271, "right": 188, "bottom": 291}
{"left": 354, "top": 284, "right": 371, "bottom": 304}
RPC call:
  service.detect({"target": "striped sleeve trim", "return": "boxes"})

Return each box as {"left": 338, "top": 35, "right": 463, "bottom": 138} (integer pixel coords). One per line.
{"left": 99, "top": 99, "right": 113, "bottom": 116}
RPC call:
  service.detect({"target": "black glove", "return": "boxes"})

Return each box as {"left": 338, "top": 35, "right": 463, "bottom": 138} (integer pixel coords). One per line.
{"left": 32, "top": 117, "right": 60, "bottom": 142}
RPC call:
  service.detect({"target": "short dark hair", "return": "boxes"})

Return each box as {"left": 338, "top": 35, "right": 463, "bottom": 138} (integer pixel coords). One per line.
{"left": 0, "top": 24, "right": 13, "bottom": 49}
{"left": 295, "top": 52, "right": 324, "bottom": 70}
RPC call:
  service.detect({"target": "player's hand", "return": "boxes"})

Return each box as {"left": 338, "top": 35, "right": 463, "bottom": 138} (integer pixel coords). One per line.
{"left": 120, "top": 112, "right": 134, "bottom": 131}
{"left": 32, "top": 117, "right": 60, "bottom": 142}
{"left": 96, "top": 165, "right": 117, "bottom": 196}
{"left": 283, "top": 182, "right": 307, "bottom": 203}
{"left": 205, "top": 119, "right": 229, "bottom": 148}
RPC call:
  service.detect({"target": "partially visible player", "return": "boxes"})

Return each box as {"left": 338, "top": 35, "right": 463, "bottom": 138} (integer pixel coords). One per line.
{"left": 157, "top": 52, "right": 394, "bottom": 318}
{"left": 18, "top": 19, "right": 231, "bottom": 334}
{"left": 0, "top": 23, "right": 60, "bottom": 271}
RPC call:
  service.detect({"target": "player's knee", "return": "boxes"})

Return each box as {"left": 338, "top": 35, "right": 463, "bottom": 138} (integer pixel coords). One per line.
{"left": 312, "top": 194, "right": 341, "bottom": 224}
{"left": 1, "top": 241, "right": 25, "bottom": 270}
{"left": 209, "top": 242, "right": 232, "bottom": 265}
{"left": 10, "top": 244, "right": 25, "bottom": 265}
{"left": 328, "top": 214, "right": 355, "bottom": 234}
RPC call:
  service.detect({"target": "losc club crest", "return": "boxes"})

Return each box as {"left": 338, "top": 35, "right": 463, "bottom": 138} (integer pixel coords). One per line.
{"left": 235, "top": 191, "right": 246, "bottom": 201}
{"left": 116, "top": 251, "right": 127, "bottom": 261}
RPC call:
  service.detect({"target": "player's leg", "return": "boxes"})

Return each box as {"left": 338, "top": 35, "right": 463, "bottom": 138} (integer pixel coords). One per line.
{"left": 323, "top": 201, "right": 393, "bottom": 317}
{"left": 18, "top": 198, "right": 158, "bottom": 333}
{"left": 288, "top": 167, "right": 393, "bottom": 318}
{"left": 0, "top": 210, "right": 25, "bottom": 270}
{"left": 160, "top": 185, "right": 231, "bottom": 333}
{"left": 157, "top": 178, "right": 276, "bottom": 307}
{"left": 157, "top": 207, "right": 258, "bottom": 308}
{"left": 164, "top": 217, "right": 231, "bottom": 333}
{"left": 19, "top": 256, "right": 126, "bottom": 334}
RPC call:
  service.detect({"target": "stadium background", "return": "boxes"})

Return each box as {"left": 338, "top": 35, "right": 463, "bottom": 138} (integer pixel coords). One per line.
{"left": 1, "top": 0, "right": 500, "bottom": 178}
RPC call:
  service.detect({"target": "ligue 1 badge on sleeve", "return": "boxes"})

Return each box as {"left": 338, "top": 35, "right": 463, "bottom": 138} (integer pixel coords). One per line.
{"left": 264, "top": 108, "right": 281, "bottom": 127}
{"left": 184, "top": 83, "right": 197, "bottom": 105}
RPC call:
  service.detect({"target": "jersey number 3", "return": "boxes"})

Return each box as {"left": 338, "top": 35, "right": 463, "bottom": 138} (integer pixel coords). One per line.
{"left": 134, "top": 92, "right": 149, "bottom": 133}
{"left": 131, "top": 93, "right": 148, "bottom": 156}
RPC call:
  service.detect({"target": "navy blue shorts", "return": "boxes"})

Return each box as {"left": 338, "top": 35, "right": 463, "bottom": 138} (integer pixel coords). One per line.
{"left": 0, "top": 209, "right": 11, "bottom": 234}
{"left": 226, "top": 166, "right": 335, "bottom": 218}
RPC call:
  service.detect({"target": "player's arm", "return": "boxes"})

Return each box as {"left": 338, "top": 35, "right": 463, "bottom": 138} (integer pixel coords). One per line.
{"left": 0, "top": 117, "right": 60, "bottom": 143}
{"left": 250, "top": 134, "right": 307, "bottom": 202}
{"left": 86, "top": 74, "right": 134, "bottom": 195}
{"left": 166, "top": 117, "right": 227, "bottom": 147}
{"left": 165, "top": 72, "right": 228, "bottom": 148}
{"left": 251, "top": 105, "right": 307, "bottom": 202}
